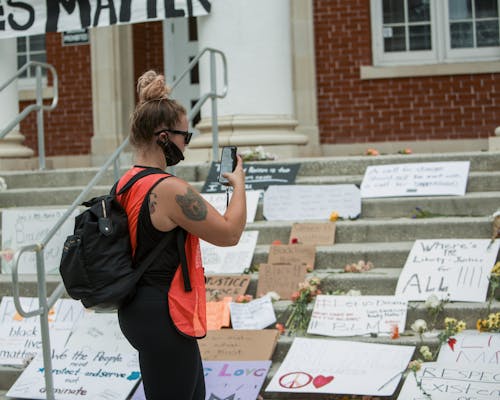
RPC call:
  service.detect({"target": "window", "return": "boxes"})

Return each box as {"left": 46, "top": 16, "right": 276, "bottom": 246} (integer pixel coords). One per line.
{"left": 370, "top": 0, "right": 500, "bottom": 66}
{"left": 17, "top": 34, "right": 47, "bottom": 87}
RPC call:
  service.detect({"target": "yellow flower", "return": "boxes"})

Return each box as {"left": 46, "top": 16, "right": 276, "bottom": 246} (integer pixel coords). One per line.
{"left": 329, "top": 211, "right": 339, "bottom": 222}
{"left": 491, "top": 261, "right": 500, "bottom": 276}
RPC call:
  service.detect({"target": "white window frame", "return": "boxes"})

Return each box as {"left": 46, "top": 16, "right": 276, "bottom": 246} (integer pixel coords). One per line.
{"left": 17, "top": 34, "right": 48, "bottom": 90}
{"left": 370, "top": 0, "right": 500, "bottom": 67}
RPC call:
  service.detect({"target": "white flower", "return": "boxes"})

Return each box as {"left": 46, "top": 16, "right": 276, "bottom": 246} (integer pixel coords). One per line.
{"left": 424, "top": 294, "right": 441, "bottom": 309}
{"left": 266, "top": 291, "right": 281, "bottom": 301}
{"left": 345, "top": 289, "right": 362, "bottom": 296}
{"left": 411, "top": 319, "right": 428, "bottom": 334}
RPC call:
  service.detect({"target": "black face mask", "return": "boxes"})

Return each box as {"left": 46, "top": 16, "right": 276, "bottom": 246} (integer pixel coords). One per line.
{"left": 157, "top": 139, "right": 184, "bottom": 166}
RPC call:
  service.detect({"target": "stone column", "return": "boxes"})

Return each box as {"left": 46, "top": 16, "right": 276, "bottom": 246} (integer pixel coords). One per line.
{"left": 90, "top": 25, "right": 135, "bottom": 166}
{"left": 0, "top": 38, "right": 35, "bottom": 165}
{"left": 190, "top": 0, "right": 308, "bottom": 161}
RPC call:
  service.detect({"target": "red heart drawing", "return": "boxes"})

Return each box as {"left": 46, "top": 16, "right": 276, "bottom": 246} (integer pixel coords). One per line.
{"left": 313, "top": 374, "right": 334, "bottom": 388}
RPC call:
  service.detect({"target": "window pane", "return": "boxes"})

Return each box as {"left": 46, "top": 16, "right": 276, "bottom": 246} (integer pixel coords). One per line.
{"left": 409, "top": 24, "right": 432, "bottom": 49}
{"left": 450, "top": 21, "right": 474, "bottom": 47}
{"left": 30, "top": 53, "right": 48, "bottom": 76}
{"left": 475, "top": 0, "right": 498, "bottom": 18}
{"left": 17, "top": 55, "right": 27, "bottom": 76}
{"left": 383, "top": 0, "right": 404, "bottom": 23}
{"left": 384, "top": 26, "right": 406, "bottom": 51}
{"left": 30, "top": 34, "right": 46, "bottom": 51}
{"left": 188, "top": 17, "right": 198, "bottom": 41}
{"left": 17, "top": 37, "right": 26, "bottom": 53}
{"left": 477, "top": 20, "right": 500, "bottom": 46}
{"left": 408, "top": 0, "right": 430, "bottom": 22}
{"left": 449, "top": 0, "right": 472, "bottom": 20}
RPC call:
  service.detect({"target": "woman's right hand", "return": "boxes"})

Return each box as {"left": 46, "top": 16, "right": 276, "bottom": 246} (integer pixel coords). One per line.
{"left": 222, "top": 154, "right": 245, "bottom": 188}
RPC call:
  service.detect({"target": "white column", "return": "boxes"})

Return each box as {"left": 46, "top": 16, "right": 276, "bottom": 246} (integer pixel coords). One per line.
{"left": 0, "top": 38, "right": 35, "bottom": 161}
{"left": 190, "top": 0, "right": 307, "bottom": 161}
{"left": 90, "top": 25, "right": 135, "bottom": 166}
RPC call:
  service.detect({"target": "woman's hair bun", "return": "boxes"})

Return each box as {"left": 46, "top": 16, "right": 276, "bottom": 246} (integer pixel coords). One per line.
{"left": 136, "top": 70, "right": 171, "bottom": 103}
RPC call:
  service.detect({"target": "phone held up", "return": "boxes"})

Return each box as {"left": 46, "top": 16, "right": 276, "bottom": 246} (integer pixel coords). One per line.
{"left": 218, "top": 146, "right": 237, "bottom": 185}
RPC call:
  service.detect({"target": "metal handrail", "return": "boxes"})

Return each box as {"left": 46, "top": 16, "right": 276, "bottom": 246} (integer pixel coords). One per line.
{"left": 9, "top": 47, "right": 227, "bottom": 400}
{"left": 0, "top": 61, "right": 59, "bottom": 170}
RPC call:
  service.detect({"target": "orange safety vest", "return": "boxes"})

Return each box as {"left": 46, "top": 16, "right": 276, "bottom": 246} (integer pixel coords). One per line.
{"left": 117, "top": 167, "right": 207, "bottom": 339}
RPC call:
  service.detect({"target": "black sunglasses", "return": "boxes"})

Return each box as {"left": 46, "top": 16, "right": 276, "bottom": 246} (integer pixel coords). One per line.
{"left": 154, "top": 129, "right": 193, "bottom": 145}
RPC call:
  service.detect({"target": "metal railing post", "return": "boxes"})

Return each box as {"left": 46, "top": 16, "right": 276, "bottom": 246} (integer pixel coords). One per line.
{"left": 36, "top": 65, "right": 46, "bottom": 170}
{"left": 210, "top": 50, "right": 219, "bottom": 161}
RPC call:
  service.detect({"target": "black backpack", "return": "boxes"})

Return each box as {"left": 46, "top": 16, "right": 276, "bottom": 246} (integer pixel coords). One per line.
{"left": 59, "top": 169, "right": 170, "bottom": 310}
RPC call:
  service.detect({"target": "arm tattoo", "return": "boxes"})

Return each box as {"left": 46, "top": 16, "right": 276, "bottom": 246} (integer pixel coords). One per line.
{"left": 175, "top": 188, "right": 207, "bottom": 221}
{"left": 149, "top": 192, "right": 158, "bottom": 214}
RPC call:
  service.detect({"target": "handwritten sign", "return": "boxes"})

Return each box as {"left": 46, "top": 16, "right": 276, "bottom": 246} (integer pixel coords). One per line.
{"left": 256, "top": 263, "right": 307, "bottom": 299}
{"left": 201, "top": 231, "right": 259, "bottom": 274}
{"left": 202, "top": 162, "right": 300, "bottom": 193}
{"left": 263, "top": 184, "right": 361, "bottom": 221}
{"left": 7, "top": 348, "right": 140, "bottom": 400}
{"left": 289, "top": 222, "right": 336, "bottom": 245}
{"left": 395, "top": 239, "right": 500, "bottom": 301}
{"left": 1, "top": 208, "right": 79, "bottom": 274}
{"left": 201, "top": 190, "right": 262, "bottom": 223}
{"left": 265, "top": 338, "right": 414, "bottom": 396}
{"left": 199, "top": 329, "right": 280, "bottom": 361}
{"left": 205, "top": 275, "right": 251, "bottom": 301}
{"left": 131, "top": 360, "right": 271, "bottom": 400}
{"left": 307, "top": 295, "right": 408, "bottom": 337}
{"left": 206, "top": 297, "right": 232, "bottom": 330}
{"left": 267, "top": 244, "right": 316, "bottom": 269}
{"left": 397, "top": 362, "right": 500, "bottom": 399}
{"left": 230, "top": 296, "right": 276, "bottom": 330}
{"left": 360, "top": 161, "right": 470, "bottom": 198}
{"left": 436, "top": 330, "right": 500, "bottom": 366}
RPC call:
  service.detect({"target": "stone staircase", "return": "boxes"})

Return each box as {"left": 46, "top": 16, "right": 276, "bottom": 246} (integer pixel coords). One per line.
{"left": 0, "top": 151, "right": 499, "bottom": 400}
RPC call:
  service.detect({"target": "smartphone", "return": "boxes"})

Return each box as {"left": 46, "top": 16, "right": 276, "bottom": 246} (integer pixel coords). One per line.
{"left": 218, "top": 146, "right": 237, "bottom": 185}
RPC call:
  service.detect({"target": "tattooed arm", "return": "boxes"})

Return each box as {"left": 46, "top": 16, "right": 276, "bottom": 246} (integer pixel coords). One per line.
{"left": 148, "top": 157, "right": 246, "bottom": 246}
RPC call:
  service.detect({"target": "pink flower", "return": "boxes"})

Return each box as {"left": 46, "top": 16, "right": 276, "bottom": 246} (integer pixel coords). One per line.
{"left": 271, "top": 240, "right": 282, "bottom": 245}
{"left": 275, "top": 323, "right": 285, "bottom": 335}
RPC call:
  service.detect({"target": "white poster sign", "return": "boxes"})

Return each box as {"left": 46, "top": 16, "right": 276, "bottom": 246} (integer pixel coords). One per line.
{"left": 66, "top": 312, "right": 135, "bottom": 354}
{"left": 360, "top": 161, "right": 470, "bottom": 198}
{"left": 395, "top": 239, "right": 500, "bottom": 301}
{"left": 7, "top": 348, "right": 141, "bottom": 400}
{"left": 307, "top": 295, "right": 408, "bottom": 337}
{"left": 397, "top": 362, "right": 500, "bottom": 399}
{"left": 263, "top": 185, "right": 361, "bottom": 221}
{"left": 229, "top": 296, "right": 276, "bottom": 330}
{"left": 201, "top": 190, "right": 262, "bottom": 223}
{"left": 437, "top": 330, "right": 500, "bottom": 366}
{"left": 201, "top": 230, "right": 259, "bottom": 274}
{"left": 1, "top": 208, "right": 79, "bottom": 274}
{"left": 265, "top": 338, "right": 414, "bottom": 396}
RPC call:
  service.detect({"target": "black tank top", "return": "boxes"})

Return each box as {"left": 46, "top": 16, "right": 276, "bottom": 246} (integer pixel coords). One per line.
{"left": 134, "top": 177, "right": 181, "bottom": 290}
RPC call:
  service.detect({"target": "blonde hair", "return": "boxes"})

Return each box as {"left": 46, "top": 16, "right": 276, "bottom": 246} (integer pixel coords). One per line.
{"left": 130, "top": 70, "right": 186, "bottom": 147}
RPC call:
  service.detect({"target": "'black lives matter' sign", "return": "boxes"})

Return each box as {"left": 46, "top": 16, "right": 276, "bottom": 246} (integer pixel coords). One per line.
{"left": 201, "top": 162, "right": 300, "bottom": 193}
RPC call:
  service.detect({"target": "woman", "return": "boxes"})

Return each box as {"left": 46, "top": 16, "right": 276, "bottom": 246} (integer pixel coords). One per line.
{"left": 117, "top": 70, "right": 247, "bottom": 399}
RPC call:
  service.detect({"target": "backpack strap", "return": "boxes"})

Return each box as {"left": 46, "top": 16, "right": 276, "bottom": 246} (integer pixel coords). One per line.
{"left": 176, "top": 229, "right": 192, "bottom": 292}
{"left": 112, "top": 168, "right": 167, "bottom": 196}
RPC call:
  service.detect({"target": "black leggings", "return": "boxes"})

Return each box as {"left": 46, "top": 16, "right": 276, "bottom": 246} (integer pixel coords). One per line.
{"left": 118, "top": 286, "right": 205, "bottom": 400}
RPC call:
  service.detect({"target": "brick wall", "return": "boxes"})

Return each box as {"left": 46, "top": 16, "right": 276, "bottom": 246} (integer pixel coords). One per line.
{"left": 313, "top": 0, "right": 499, "bottom": 144}
{"left": 20, "top": 32, "right": 93, "bottom": 156}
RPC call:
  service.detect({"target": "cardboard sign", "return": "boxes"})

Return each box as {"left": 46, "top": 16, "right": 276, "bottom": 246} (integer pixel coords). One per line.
{"left": 7, "top": 348, "right": 141, "bottom": 400}
{"left": 395, "top": 239, "right": 500, "bottom": 301}
{"left": 206, "top": 297, "right": 232, "bottom": 330}
{"left": 229, "top": 296, "right": 276, "bottom": 330}
{"left": 1, "top": 208, "right": 79, "bottom": 274}
{"left": 201, "top": 231, "right": 259, "bottom": 274}
{"left": 397, "top": 362, "right": 500, "bottom": 400}
{"left": 267, "top": 244, "right": 316, "bottom": 270}
{"left": 436, "top": 330, "right": 500, "bottom": 366}
{"left": 265, "top": 338, "right": 414, "bottom": 396}
{"left": 263, "top": 184, "right": 361, "bottom": 221}
{"left": 205, "top": 275, "right": 251, "bottom": 301}
{"left": 289, "top": 222, "right": 336, "bottom": 245}
{"left": 199, "top": 329, "right": 280, "bottom": 361}
{"left": 360, "top": 161, "right": 470, "bottom": 198}
{"left": 202, "top": 162, "right": 300, "bottom": 193}
{"left": 201, "top": 190, "right": 262, "bottom": 223}
{"left": 307, "top": 295, "right": 408, "bottom": 337}
{"left": 131, "top": 361, "right": 272, "bottom": 400}
{"left": 256, "top": 263, "right": 307, "bottom": 299}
